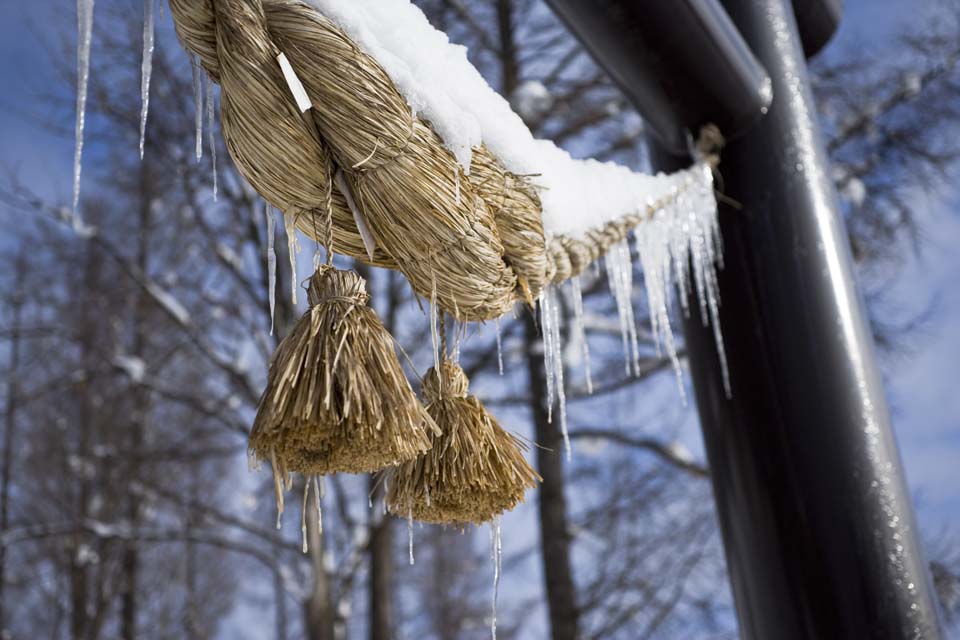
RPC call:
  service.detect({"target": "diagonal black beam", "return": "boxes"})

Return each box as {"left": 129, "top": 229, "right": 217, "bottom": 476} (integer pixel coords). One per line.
{"left": 544, "top": 0, "right": 772, "bottom": 153}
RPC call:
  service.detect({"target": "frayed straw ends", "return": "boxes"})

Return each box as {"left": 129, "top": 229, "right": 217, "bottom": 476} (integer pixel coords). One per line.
{"left": 249, "top": 266, "right": 438, "bottom": 476}
{"left": 386, "top": 361, "right": 540, "bottom": 525}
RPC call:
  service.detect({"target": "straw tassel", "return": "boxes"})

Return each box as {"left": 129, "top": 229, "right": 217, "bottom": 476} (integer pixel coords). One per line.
{"left": 249, "top": 265, "right": 439, "bottom": 486}
{"left": 386, "top": 358, "right": 540, "bottom": 526}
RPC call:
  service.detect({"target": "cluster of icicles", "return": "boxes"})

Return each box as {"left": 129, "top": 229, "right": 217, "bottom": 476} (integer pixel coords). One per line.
{"left": 539, "top": 161, "right": 727, "bottom": 461}
{"left": 71, "top": 2, "right": 726, "bottom": 638}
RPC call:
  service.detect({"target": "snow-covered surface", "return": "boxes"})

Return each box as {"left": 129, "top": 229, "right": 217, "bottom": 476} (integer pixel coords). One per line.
{"left": 146, "top": 282, "right": 192, "bottom": 325}
{"left": 113, "top": 354, "right": 147, "bottom": 383}
{"left": 307, "top": 0, "right": 705, "bottom": 238}
{"left": 510, "top": 80, "right": 552, "bottom": 122}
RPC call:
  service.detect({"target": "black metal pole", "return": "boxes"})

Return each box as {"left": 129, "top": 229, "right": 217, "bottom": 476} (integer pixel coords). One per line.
{"left": 649, "top": 0, "right": 945, "bottom": 637}
{"left": 544, "top": 0, "right": 771, "bottom": 153}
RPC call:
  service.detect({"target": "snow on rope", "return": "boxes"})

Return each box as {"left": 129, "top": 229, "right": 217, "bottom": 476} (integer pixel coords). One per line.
{"left": 74, "top": 0, "right": 728, "bottom": 396}
{"left": 159, "top": 0, "right": 721, "bottom": 323}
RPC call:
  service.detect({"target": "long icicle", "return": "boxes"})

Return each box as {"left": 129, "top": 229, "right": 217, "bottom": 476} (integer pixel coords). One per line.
{"left": 206, "top": 74, "right": 218, "bottom": 201}
{"left": 72, "top": 0, "right": 95, "bottom": 225}
{"left": 138, "top": 0, "right": 154, "bottom": 160}
{"left": 430, "top": 275, "right": 440, "bottom": 374}
{"left": 495, "top": 317, "right": 504, "bottom": 375}
{"left": 570, "top": 276, "right": 592, "bottom": 394}
{"left": 301, "top": 478, "right": 311, "bottom": 553}
{"left": 540, "top": 287, "right": 570, "bottom": 459}
{"left": 407, "top": 507, "right": 415, "bottom": 566}
{"left": 265, "top": 203, "right": 277, "bottom": 335}
{"left": 313, "top": 475, "right": 323, "bottom": 534}
{"left": 191, "top": 55, "right": 203, "bottom": 162}
{"left": 490, "top": 516, "right": 502, "bottom": 640}
{"left": 283, "top": 211, "right": 300, "bottom": 306}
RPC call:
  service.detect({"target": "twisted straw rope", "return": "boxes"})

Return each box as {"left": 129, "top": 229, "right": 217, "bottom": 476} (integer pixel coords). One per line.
{"left": 168, "top": 0, "right": 722, "bottom": 319}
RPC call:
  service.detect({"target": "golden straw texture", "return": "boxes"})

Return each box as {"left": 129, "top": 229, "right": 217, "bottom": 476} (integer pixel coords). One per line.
{"left": 386, "top": 361, "right": 540, "bottom": 525}
{"left": 168, "top": 0, "right": 723, "bottom": 317}
{"left": 169, "top": 0, "right": 543, "bottom": 320}
{"left": 249, "top": 266, "right": 438, "bottom": 475}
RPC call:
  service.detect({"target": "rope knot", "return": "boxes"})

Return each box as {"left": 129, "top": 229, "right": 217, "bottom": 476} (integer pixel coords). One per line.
{"left": 422, "top": 361, "right": 469, "bottom": 403}
{"left": 307, "top": 266, "right": 369, "bottom": 308}
{"left": 695, "top": 123, "right": 725, "bottom": 168}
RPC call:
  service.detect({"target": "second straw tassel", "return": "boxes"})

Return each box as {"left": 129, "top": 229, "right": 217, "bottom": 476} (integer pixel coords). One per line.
{"left": 387, "top": 357, "right": 540, "bottom": 526}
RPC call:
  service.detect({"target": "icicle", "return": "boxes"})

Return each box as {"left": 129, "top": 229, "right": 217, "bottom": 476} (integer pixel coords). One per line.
{"left": 407, "top": 507, "right": 415, "bottom": 565}
{"left": 191, "top": 55, "right": 203, "bottom": 162}
{"left": 72, "top": 0, "right": 95, "bottom": 225}
{"left": 283, "top": 211, "right": 301, "bottom": 306}
{"left": 313, "top": 475, "right": 323, "bottom": 535}
{"left": 453, "top": 321, "right": 461, "bottom": 363}
{"left": 490, "top": 516, "right": 502, "bottom": 640}
{"left": 301, "top": 479, "right": 310, "bottom": 553}
{"left": 570, "top": 276, "right": 592, "bottom": 394}
{"left": 271, "top": 449, "right": 284, "bottom": 530}
{"left": 495, "top": 317, "right": 504, "bottom": 375}
{"left": 539, "top": 292, "right": 554, "bottom": 424}
{"left": 637, "top": 186, "right": 686, "bottom": 400}
{"left": 540, "top": 287, "right": 570, "bottom": 459}
{"left": 605, "top": 240, "right": 641, "bottom": 376}
{"left": 631, "top": 163, "right": 729, "bottom": 400}
{"left": 430, "top": 276, "right": 440, "bottom": 373}
{"left": 266, "top": 204, "right": 277, "bottom": 335}
{"left": 138, "top": 0, "right": 154, "bottom": 160}
{"left": 206, "top": 74, "right": 218, "bottom": 201}
{"left": 424, "top": 484, "right": 431, "bottom": 507}
{"left": 692, "top": 164, "right": 730, "bottom": 396}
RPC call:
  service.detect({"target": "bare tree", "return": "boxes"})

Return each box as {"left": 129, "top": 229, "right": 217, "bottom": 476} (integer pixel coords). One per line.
{"left": 2, "top": 1, "right": 959, "bottom": 639}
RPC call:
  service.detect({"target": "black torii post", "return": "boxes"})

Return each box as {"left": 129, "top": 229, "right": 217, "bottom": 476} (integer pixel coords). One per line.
{"left": 544, "top": 0, "right": 945, "bottom": 637}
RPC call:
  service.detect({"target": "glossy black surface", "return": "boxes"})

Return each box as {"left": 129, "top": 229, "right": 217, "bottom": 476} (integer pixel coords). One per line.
{"left": 793, "top": 0, "right": 843, "bottom": 57}
{"left": 544, "top": 0, "right": 772, "bottom": 153}
{"left": 652, "top": 0, "right": 945, "bottom": 636}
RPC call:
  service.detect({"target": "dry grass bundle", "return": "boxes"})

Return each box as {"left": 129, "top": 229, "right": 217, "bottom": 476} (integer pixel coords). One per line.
{"left": 170, "top": 0, "right": 542, "bottom": 321}
{"left": 249, "top": 266, "right": 438, "bottom": 478}
{"left": 169, "top": 0, "right": 722, "bottom": 320}
{"left": 386, "top": 361, "right": 540, "bottom": 525}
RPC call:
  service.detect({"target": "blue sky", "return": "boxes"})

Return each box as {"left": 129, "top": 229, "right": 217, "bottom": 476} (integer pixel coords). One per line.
{"left": 0, "top": 0, "right": 957, "bottom": 631}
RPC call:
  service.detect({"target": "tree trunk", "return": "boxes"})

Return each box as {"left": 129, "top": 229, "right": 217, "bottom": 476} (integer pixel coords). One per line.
{"left": 71, "top": 246, "right": 102, "bottom": 640}
{"left": 0, "top": 253, "right": 26, "bottom": 636}
{"left": 303, "top": 480, "right": 336, "bottom": 640}
{"left": 496, "top": 0, "right": 520, "bottom": 94}
{"left": 183, "top": 469, "right": 200, "bottom": 640}
{"left": 121, "top": 154, "right": 154, "bottom": 640}
{"left": 524, "top": 315, "right": 579, "bottom": 640}
{"left": 274, "top": 555, "right": 289, "bottom": 640}
{"left": 368, "top": 477, "right": 394, "bottom": 640}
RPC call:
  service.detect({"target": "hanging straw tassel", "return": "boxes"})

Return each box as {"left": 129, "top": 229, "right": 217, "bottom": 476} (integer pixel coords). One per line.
{"left": 386, "top": 358, "right": 540, "bottom": 526}
{"left": 249, "top": 265, "right": 439, "bottom": 485}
